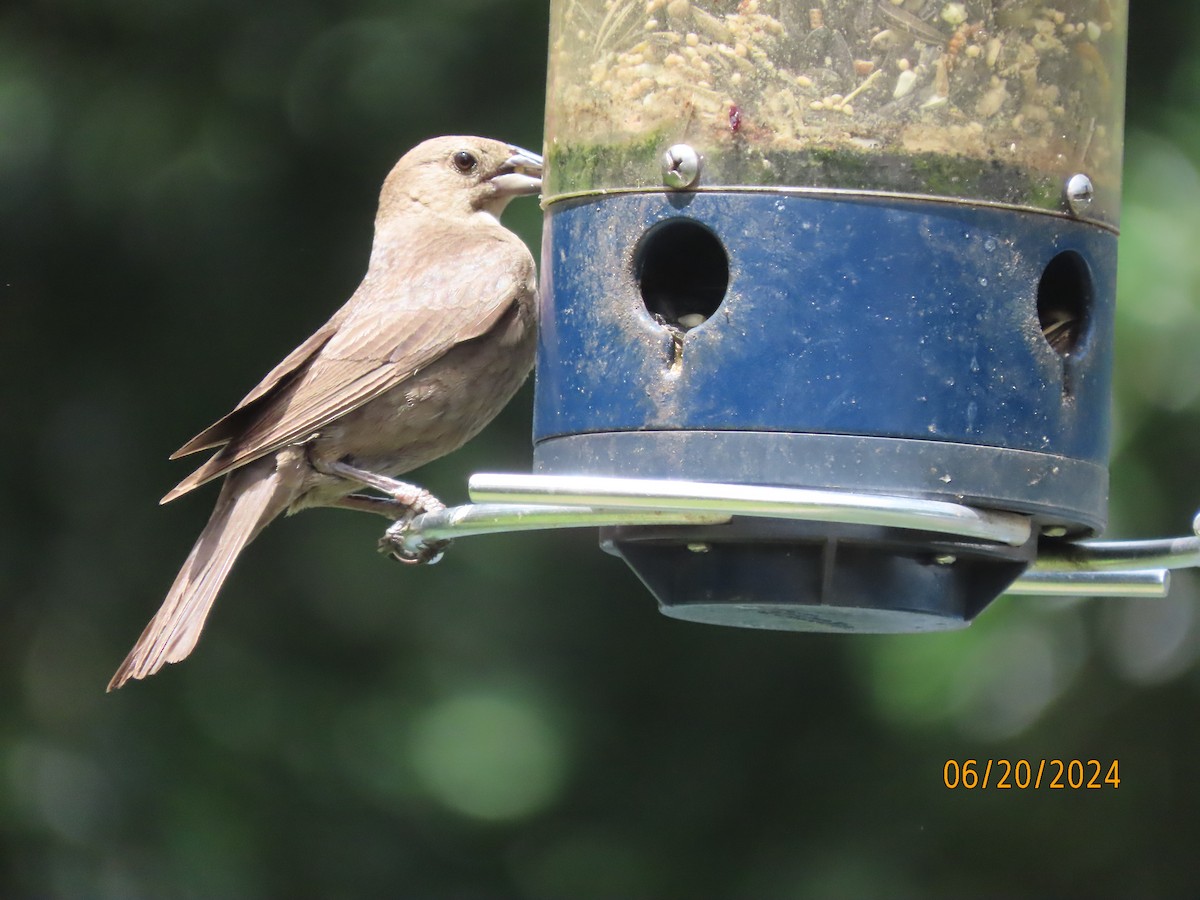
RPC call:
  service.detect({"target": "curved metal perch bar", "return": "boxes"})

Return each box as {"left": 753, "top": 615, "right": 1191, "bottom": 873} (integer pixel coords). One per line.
{"left": 382, "top": 474, "right": 1200, "bottom": 599}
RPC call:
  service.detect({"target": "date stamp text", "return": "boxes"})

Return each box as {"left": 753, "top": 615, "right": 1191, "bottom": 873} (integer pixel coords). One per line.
{"left": 943, "top": 759, "right": 1120, "bottom": 790}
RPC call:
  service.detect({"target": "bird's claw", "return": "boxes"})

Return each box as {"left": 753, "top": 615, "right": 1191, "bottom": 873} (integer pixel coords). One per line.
{"left": 378, "top": 536, "right": 452, "bottom": 565}
{"left": 378, "top": 515, "right": 451, "bottom": 565}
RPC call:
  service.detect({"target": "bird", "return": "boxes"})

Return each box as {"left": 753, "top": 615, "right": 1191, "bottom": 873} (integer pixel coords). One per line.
{"left": 108, "top": 136, "right": 542, "bottom": 691}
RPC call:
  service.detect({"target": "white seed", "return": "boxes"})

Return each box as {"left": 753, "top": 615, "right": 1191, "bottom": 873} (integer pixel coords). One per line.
{"left": 986, "top": 37, "right": 1001, "bottom": 67}
{"left": 941, "top": 3, "right": 967, "bottom": 26}
{"left": 894, "top": 68, "right": 917, "bottom": 98}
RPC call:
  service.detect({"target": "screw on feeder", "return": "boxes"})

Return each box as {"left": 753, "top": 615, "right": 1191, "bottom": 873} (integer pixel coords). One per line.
{"left": 662, "top": 144, "right": 701, "bottom": 189}
{"left": 1065, "top": 173, "right": 1094, "bottom": 216}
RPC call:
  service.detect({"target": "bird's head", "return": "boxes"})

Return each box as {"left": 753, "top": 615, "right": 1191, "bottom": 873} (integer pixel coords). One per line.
{"left": 378, "top": 136, "right": 543, "bottom": 224}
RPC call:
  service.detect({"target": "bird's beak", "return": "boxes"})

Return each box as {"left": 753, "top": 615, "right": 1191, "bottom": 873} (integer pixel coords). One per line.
{"left": 490, "top": 145, "right": 543, "bottom": 196}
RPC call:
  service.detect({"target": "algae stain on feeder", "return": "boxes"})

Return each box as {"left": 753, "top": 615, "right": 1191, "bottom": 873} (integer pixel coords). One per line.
{"left": 385, "top": 1, "right": 1199, "bottom": 626}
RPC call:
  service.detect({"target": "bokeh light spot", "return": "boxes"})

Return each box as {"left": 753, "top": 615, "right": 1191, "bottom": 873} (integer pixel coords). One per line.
{"left": 1102, "top": 574, "right": 1200, "bottom": 684}
{"left": 408, "top": 690, "right": 567, "bottom": 822}
{"left": 0, "top": 78, "right": 55, "bottom": 176}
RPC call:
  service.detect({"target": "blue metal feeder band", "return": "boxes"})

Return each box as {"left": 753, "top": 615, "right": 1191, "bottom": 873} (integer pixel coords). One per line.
{"left": 534, "top": 191, "right": 1115, "bottom": 534}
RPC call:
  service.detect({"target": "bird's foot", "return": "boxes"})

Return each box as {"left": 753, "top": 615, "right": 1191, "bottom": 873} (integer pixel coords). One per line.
{"left": 378, "top": 519, "right": 452, "bottom": 565}
{"left": 315, "top": 457, "right": 451, "bottom": 563}
{"left": 390, "top": 484, "right": 446, "bottom": 517}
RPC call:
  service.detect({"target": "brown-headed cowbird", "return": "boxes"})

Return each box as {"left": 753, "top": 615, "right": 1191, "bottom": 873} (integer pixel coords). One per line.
{"left": 108, "top": 136, "right": 542, "bottom": 691}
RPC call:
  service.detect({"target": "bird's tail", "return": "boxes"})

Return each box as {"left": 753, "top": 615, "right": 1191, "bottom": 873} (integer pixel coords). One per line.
{"left": 108, "top": 459, "right": 290, "bottom": 691}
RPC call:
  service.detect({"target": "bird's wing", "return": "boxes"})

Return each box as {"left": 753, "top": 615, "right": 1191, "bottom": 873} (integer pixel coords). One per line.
{"left": 170, "top": 321, "right": 341, "bottom": 459}
{"left": 162, "top": 232, "right": 533, "bottom": 503}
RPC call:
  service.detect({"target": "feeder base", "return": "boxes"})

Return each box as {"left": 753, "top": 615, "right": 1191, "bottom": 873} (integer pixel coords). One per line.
{"left": 602, "top": 517, "right": 1035, "bottom": 633}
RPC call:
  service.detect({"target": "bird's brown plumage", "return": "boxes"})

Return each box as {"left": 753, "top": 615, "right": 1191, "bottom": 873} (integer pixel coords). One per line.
{"left": 109, "top": 136, "right": 541, "bottom": 690}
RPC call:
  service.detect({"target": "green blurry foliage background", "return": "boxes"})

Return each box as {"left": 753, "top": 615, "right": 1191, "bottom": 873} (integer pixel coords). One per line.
{"left": 2, "top": 1, "right": 1199, "bottom": 896}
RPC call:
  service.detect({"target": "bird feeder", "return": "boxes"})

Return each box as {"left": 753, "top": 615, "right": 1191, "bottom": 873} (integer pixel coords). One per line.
{"left": 386, "top": 0, "right": 1200, "bottom": 629}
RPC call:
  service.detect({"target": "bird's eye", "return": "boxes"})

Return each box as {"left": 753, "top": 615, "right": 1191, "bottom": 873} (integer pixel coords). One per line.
{"left": 452, "top": 150, "right": 477, "bottom": 173}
